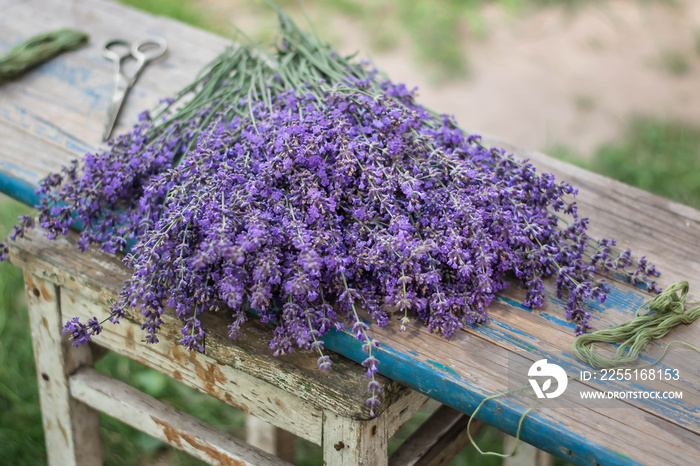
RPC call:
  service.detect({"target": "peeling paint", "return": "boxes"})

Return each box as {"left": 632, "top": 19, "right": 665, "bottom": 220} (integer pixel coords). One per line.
{"left": 125, "top": 325, "right": 135, "bottom": 350}
{"left": 152, "top": 417, "right": 246, "bottom": 465}
{"left": 39, "top": 283, "right": 52, "bottom": 301}
{"left": 426, "top": 360, "right": 461, "bottom": 380}
{"left": 42, "top": 316, "right": 50, "bottom": 332}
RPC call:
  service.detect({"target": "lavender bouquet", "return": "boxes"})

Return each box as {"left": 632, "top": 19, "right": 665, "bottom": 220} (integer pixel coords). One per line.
{"left": 2, "top": 12, "right": 659, "bottom": 414}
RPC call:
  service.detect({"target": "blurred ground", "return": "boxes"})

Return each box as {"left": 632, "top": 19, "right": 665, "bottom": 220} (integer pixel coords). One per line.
{"left": 198, "top": 0, "right": 700, "bottom": 157}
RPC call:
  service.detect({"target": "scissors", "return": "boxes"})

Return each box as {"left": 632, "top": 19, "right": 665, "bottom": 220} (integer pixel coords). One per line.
{"left": 102, "top": 38, "right": 168, "bottom": 142}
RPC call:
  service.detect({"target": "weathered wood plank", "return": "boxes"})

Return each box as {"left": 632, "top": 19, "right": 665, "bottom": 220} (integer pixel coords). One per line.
{"left": 323, "top": 410, "right": 388, "bottom": 466}
{"left": 384, "top": 389, "right": 430, "bottom": 438}
{"left": 0, "top": 120, "right": 76, "bottom": 187}
{"left": 245, "top": 415, "right": 296, "bottom": 462}
{"left": 0, "top": 0, "right": 229, "bottom": 167}
{"left": 24, "top": 273, "right": 102, "bottom": 466}
{"left": 8, "top": 232, "right": 129, "bottom": 304}
{"left": 245, "top": 415, "right": 277, "bottom": 456}
{"left": 61, "top": 287, "right": 325, "bottom": 445}
{"left": 69, "top": 366, "right": 291, "bottom": 466}
{"left": 203, "top": 308, "right": 413, "bottom": 421}
{"left": 3, "top": 0, "right": 700, "bottom": 465}
{"left": 10, "top": 219, "right": 700, "bottom": 465}
{"left": 352, "top": 307, "right": 700, "bottom": 466}
{"left": 388, "top": 405, "right": 484, "bottom": 466}
{"left": 9, "top": 227, "right": 414, "bottom": 421}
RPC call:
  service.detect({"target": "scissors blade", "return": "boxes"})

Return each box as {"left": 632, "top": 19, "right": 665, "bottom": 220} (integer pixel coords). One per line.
{"left": 102, "top": 75, "right": 130, "bottom": 142}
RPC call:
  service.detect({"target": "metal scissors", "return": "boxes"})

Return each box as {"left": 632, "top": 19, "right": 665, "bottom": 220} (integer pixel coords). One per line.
{"left": 102, "top": 38, "right": 167, "bottom": 142}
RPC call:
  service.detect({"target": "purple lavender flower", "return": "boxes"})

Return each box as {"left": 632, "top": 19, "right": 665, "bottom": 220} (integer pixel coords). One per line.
{"left": 63, "top": 316, "right": 103, "bottom": 346}
{"left": 2, "top": 12, "right": 665, "bottom": 412}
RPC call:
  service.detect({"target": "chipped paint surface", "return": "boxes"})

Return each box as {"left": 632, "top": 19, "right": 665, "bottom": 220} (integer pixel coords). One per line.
{"left": 322, "top": 326, "right": 644, "bottom": 466}
{"left": 152, "top": 417, "right": 246, "bottom": 466}
{"left": 426, "top": 360, "right": 461, "bottom": 379}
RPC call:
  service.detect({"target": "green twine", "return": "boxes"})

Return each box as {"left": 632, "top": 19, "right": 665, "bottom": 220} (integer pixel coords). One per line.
{"left": 0, "top": 29, "right": 88, "bottom": 83}
{"left": 574, "top": 281, "right": 700, "bottom": 369}
{"left": 468, "top": 281, "right": 700, "bottom": 458}
{"left": 467, "top": 383, "right": 539, "bottom": 458}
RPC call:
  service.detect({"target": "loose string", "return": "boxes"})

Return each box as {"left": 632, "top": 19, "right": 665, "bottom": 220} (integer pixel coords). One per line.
{"left": 467, "top": 383, "right": 539, "bottom": 457}
{"left": 0, "top": 29, "right": 88, "bottom": 83}
{"left": 469, "top": 281, "right": 700, "bottom": 457}
{"left": 574, "top": 281, "right": 700, "bottom": 369}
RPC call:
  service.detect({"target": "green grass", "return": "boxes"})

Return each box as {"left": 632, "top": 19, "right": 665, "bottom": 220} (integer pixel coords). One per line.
{"left": 0, "top": 198, "right": 43, "bottom": 465}
{"left": 116, "top": 0, "right": 673, "bottom": 78}
{"left": 594, "top": 119, "right": 700, "bottom": 209}
{"left": 117, "top": 0, "right": 225, "bottom": 35}
{"left": 551, "top": 118, "right": 700, "bottom": 210}
{"left": 659, "top": 49, "right": 691, "bottom": 76}
{"left": 291, "top": 0, "right": 667, "bottom": 77}
{"left": 294, "top": 0, "right": 599, "bottom": 79}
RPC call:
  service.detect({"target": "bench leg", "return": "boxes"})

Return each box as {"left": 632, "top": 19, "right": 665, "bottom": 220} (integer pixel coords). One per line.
{"left": 323, "top": 410, "right": 388, "bottom": 466}
{"left": 245, "top": 413, "right": 295, "bottom": 462}
{"left": 25, "top": 273, "right": 103, "bottom": 466}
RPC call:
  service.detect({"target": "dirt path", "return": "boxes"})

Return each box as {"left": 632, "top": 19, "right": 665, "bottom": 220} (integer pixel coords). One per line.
{"left": 202, "top": 0, "right": 700, "bottom": 157}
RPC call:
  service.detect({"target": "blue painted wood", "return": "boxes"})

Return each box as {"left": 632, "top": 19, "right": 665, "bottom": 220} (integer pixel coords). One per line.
{"left": 0, "top": 171, "right": 39, "bottom": 208}
{"left": 322, "top": 327, "right": 640, "bottom": 466}
{"left": 2, "top": 2, "right": 699, "bottom": 465}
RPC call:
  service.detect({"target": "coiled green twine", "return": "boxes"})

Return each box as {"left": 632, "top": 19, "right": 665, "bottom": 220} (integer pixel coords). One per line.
{"left": 574, "top": 281, "right": 700, "bottom": 369}
{"left": 0, "top": 29, "right": 88, "bottom": 83}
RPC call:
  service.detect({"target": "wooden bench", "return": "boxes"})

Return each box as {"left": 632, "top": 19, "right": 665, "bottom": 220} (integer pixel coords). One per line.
{"left": 2, "top": 1, "right": 700, "bottom": 465}
{"left": 10, "top": 226, "right": 470, "bottom": 465}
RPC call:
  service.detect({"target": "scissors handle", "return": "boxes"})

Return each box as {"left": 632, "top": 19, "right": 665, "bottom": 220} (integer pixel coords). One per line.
{"left": 131, "top": 39, "right": 168, "bottom": 67}
{"left": 102, "top": 38, "right": 167, "bottom": 142}
{"left": 103, "top": 38, "right": 167, "bottom": 84}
